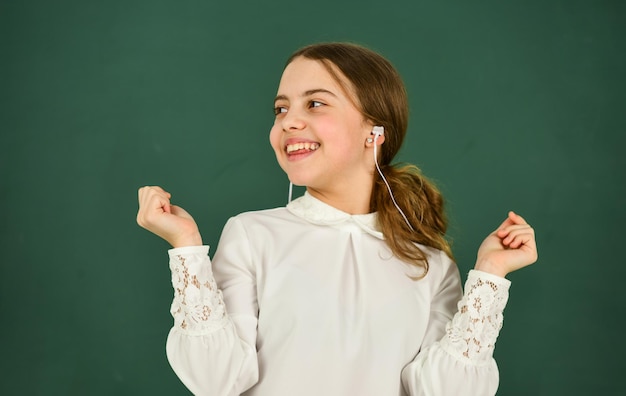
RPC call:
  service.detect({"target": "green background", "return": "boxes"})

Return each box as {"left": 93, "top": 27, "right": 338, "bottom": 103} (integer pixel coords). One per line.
{"left": 1, "top": 0, "right": 624, "bottom": 395}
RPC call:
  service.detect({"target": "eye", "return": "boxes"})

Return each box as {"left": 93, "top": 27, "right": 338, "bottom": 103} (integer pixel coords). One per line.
{"left": 273, "top": 106, "right": 288, "bottom": 116}
{"left": 309, "top": 100, "right": 324, "bottom": 109}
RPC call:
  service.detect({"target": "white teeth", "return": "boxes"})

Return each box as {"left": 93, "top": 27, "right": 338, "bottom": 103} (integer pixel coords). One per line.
{"left": 286, "top": 142, "right": 320, "bottom": 153}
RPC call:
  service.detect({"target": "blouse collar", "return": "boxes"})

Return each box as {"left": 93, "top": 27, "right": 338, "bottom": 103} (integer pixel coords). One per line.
{"left": 286, "top": 192, "right": 384, "bottom": 240}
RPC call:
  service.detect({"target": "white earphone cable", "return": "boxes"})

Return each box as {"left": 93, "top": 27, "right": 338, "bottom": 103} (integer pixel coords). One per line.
{"left": 374, "top": 136, "right": 415, "bottom": 231}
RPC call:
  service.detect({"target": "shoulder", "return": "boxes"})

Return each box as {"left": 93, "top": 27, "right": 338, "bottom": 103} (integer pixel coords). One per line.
{"left": 231, "top": 206, "right": 296, "bottom": 226}
{"left": 419, "top": 244, "right": 461, "bottom": 290}
{"left": 220, "top": 206, "right": 304, "bottom": 237}
{"left": 214, "top": 207, "right": 295, "bottom": 258}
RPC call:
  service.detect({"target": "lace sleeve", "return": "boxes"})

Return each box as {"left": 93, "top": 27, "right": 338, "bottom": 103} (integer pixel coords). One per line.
{"left": 168, "top": 246, "right": 230, "bottom": 336}
{"left": 440, "top": 270, "right": 511, "bottom": 364}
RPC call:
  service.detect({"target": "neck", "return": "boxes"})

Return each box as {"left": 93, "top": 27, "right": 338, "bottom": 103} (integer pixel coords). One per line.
{"left": 306, "top": 180, "right": 373, "bottom": 215}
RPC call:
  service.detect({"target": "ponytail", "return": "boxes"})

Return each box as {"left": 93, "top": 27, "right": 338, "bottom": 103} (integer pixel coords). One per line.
{"left": 370, "top": 164, "right": 452, "bottom": 278}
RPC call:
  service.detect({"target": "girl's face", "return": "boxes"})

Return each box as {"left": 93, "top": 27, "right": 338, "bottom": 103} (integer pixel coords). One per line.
{"left": 270, "top": 57, "right": 380, "bottom": 201}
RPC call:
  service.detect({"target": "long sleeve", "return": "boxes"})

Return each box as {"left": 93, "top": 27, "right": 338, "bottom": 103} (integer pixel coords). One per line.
{"left": 161, "top": 195, "right": 517, "bottom": 396}
{"left": 165, "top": 240, "right": 259, "bottom": 396}
{"left": 401, "top": 269, "right": 511, "bottom": 396}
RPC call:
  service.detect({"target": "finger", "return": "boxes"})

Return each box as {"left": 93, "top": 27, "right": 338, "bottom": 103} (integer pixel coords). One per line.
{"left": 501, "top": 225, "right": 534, "bottom": 242}
{"left": 494, "top": 210, "right": 528, "bottom": 231}
{"left": 496, "top": 221, "right": 525, "bottom": 238}
{"left": 507, "top": 233, "right": 533, "bottom": 249}
{"left": 141, "top": 187, "right": 171, "bottom": 206}
{"left": 137, "top": 188, "right": 173, "bottom": 226}
{"left": 502, "top": 228, "right": 536, "bottom": 249}
{"left": 170, "top": 205, "right": 192, "bottom": 220}
{"left": 149, "top": 191, "right": 172, "bottom": 214}
{"left": 139, "top": 186, "right": 171, "bottom": 202}
{"left": 508, "top": 211, "right": 528, "bottom": 225}
{"left": 149, "top": 185, "right": 171, "bottom": 198}
{"left": 494, "top": 216, "right": 516, "bottom": 233}
{"left": 509, "top": 234, "right": 538, "bottom": 262}
{"left": 497, "top": 211, "right": 533, "bottom": 236}
{"left": 499, "top": 223, "right": 534, "bottom": 239}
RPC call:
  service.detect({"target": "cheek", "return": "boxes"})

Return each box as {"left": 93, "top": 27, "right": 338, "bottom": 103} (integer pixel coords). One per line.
{"left": 269, "top": 124, "right": 284, "bottom": 156}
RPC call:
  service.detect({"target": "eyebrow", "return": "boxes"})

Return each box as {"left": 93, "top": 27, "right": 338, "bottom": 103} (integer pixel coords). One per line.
{"left": 274, "top": 88, "right": 337, "bottom": 103}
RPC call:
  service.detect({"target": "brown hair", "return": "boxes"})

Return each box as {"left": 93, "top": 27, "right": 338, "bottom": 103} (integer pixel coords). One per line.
{"left": 287, "top": 42, "right": 452, "bottom": 277}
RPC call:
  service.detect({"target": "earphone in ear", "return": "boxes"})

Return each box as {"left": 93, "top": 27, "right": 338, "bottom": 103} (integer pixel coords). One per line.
{"left": 372, "top": 126, "right": 384, "bottom": 140}
{"left": 367, "top": 126, "right": 384, "bottom": 144}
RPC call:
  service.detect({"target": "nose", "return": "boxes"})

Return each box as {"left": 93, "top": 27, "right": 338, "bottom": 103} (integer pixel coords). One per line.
{"left": 281, "top": 108, "right": 306, "bottom": 132}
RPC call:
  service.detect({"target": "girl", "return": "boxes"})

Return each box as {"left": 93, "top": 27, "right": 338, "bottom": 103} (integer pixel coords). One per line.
{"left": 137, "top": 42, "right": 538, "bottom": 396}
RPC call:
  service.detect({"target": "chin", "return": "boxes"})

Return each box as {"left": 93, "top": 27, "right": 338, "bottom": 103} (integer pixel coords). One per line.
{"left": 286, "top": 176, "right": 308, "bottom": 187}
{"left": 285, "top": 171, "right": 317, "bottom": 187}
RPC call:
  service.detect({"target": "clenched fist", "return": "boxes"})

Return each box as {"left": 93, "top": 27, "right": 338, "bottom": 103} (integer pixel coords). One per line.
{"left": 475, "top": 211, "right": 538, "bottom": 278}
{"left": 136, "top": 186, "right": 203, "bottom": 248}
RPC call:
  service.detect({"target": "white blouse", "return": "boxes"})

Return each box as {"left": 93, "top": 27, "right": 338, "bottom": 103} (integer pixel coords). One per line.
{"left": 165, "top": 192, "right": 511, "bottom": 396}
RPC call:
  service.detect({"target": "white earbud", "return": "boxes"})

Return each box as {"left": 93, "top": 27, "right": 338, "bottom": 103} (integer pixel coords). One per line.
{"left": 372, "top": 126, "right": 384, "bottom": 140}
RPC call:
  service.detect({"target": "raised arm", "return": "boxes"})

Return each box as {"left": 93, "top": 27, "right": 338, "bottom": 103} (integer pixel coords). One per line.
{"left": 402, "top": 212, "right": 537, "bottom": 395}
{"left": 136, "top": 187, "right": 259, "bottom": 395}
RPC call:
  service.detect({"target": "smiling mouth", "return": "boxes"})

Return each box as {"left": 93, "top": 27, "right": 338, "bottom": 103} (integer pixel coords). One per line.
{"left": 286, "top": 142, "right": 320, "bottom": 154}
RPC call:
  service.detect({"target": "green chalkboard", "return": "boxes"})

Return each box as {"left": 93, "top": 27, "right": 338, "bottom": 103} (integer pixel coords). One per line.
{"left": 1, "top": 0, "right": 624, "bottom": 395}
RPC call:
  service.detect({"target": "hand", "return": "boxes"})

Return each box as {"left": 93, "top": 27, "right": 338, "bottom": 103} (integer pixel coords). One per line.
{"left": 475, "top": 211, "right": 538, "bottom": 278}
{"left": 136, "top": 186, "right": 202, "bottom": 248}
